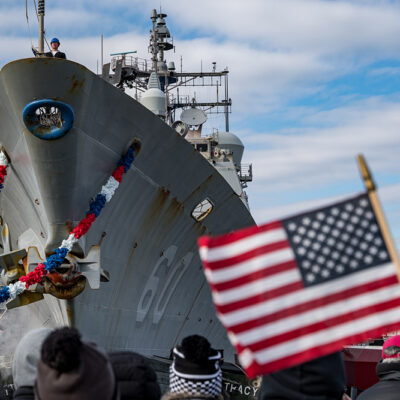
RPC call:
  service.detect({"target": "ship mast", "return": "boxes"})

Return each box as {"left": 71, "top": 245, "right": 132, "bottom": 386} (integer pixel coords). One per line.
{"left": 38, "top": 0, "right": 45, "bottom": 55}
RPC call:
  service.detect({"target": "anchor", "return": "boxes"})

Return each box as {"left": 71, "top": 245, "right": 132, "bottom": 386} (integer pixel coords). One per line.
{"left": 0, "top": 222, "right": 110, "bottom": 308}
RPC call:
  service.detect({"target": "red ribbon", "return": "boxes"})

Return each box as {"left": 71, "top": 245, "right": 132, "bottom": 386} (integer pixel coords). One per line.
{"left": 112, "top": 165, "right": 125, "bottom": 183}
{"left": 19, "top": 263, "right": 46, "bottom": 288}
{"left": 71, "top": 213, "right": 96, "bottom": 239}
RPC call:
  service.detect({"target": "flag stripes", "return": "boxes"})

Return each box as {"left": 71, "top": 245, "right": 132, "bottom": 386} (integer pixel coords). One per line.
{"left": 198, "top": 193, "right": 400, "bottom": 377}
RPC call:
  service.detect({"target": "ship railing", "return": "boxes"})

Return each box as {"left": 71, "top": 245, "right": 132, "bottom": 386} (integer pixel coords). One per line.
{"left": 238, "top": 163, "right": 253, "bottom": 183}
{"left": 111, "top": 56, "right": 151, "bottom": 72}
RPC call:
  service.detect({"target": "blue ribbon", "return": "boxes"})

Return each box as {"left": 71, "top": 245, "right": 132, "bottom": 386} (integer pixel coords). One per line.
{"left": 44, "top": 247, "right": 69, "bottom": 271}
{"left": 87, "top": 194, "right": 107, "bottom": 218}
{"left": 0, "top": 286, "right": 10, "bottom": 303}
{"left": 118, "top": 146, "right": 135, "bottom": 171}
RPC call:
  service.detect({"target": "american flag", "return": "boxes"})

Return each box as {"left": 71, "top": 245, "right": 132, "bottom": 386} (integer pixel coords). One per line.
{"left": 198, "top": 193, "right": 400, "bottom": 377}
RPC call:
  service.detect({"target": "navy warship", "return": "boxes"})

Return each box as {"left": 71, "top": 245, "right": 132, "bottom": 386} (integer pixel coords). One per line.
{"left": 0, "top": 4, "right": 256, "bottom": 394}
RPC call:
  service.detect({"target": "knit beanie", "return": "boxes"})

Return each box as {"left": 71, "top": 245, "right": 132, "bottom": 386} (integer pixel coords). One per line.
{"left": 35, "top": 327, "right": 117, "bottom": 400}
{"left": 169, "top": 335, "right": 222, "bottom": 397}
{"left": 382, "top": 335, "right": 400, "bottom": 360}
{"left": 109, "top": 351, "right": 161, "bottom": 400}
{"left": 12, "top": 327, "right": 52, "bottom": 389}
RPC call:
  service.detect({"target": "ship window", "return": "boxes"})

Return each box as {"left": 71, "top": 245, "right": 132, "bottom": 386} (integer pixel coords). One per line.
{"left": 196, "top": 144, "right": 208, "bottom": 152}
{"left": 192, "top": 198, "right": 214, "bottom": 222}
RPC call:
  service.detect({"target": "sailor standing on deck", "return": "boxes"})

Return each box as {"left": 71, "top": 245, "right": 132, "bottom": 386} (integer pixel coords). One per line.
{"left": 45, "top": 38, "right": 66, "bottom": 59}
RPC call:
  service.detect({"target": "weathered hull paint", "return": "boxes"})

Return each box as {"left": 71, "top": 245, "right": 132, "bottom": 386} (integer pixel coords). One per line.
{"left": 0, "top": 58, "right": 254, "bottom": 361}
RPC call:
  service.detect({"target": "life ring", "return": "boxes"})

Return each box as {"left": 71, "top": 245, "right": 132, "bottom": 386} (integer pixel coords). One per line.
{"left": 22, "top": 99, "right": 74, "bottom": 140}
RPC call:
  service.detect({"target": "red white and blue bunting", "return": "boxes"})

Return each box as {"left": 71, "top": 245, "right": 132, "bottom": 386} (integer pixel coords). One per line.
{"left": 0, "top": 146, "right": 135, "bottom": 304}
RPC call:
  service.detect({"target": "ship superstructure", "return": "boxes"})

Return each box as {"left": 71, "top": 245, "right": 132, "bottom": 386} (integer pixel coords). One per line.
{"left": 102, "top": 10, "right": 252, "bottom": 207}
{"left": 0, "top": 6, "right": 254, "bottom": 369}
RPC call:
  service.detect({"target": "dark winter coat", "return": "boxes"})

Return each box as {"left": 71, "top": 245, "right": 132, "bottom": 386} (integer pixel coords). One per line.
{"left": 12, "top": 386, "right": 33, "bottom": 400}
{"left": 357, "top": 360, "right": 400, "bottom": 400}
{"left": 109, "top": 351, "right": 161, "bottom": 400}
{"left": 44, "top": 51, "right": 66, "bottom": 59}
{"left": 258, "top": 352, "right": 345, "bottom": 400}
{"left": 161, "top": 393, "right": 224, "bottom": 400}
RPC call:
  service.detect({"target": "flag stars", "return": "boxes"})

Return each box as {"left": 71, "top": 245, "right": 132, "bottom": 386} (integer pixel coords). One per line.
{"left": 342, "top": 233, "right": 350, "bottom": 241}
{"left": 332, "top": 229, "right": 340, "bottom": 237}
{"left": 370, "top": 225, "right": 378, "bottom": 232}
{"left": 312, "top": 243, "right": 321, "bottom": 251}
{"left": 327, "top": 238, "right": 335, "bottom": 246}
{"left": 345, "top": 247, "right": 353, "bottom": 255}
{"left": 322, "top": 226, "right": 331, "bottom": 234}
{"left": 379, "top": 251, "right": 388, "bottom": 260}
{"left": 336, "top": 265, "right": 345, "bottom": 273}
{"left": 359, "top": 199, "right": 368, "bottom": 207}
{"left": 312, "top": 221, "right": 320, "bottom": 229}
{"left": 321, "top": 269, "right": 330, "bottom": 278}
{"left": 322, "top": 247, "right": 330, "bottom": 255}
{"left": 302, "top": 217, "right": 311, "bottom": 226}
{"left": 345, "top": 203, "right": 354, "bottom": 211}
{"left": 355, "top": 251, "right": 363, "bottom": 259}
{"left": 317, "top": 212, "right": 325, "bottom": 221}
{"left": 284, "top": 195, "right": 390, "bottom": 287}
{"left": 350, "top": 260, "right": 358, "bottom": 269}
{"left": 350, "top": 238, "right": 359, "bottom": 246}
{"left": 297, "top": 247, "right": 306, "bottom": 255}
{"left": 307, "top": 230, "right": 316, "bottom": 239}
{"left": 369, "top": 246, "right": 378, "bottom": 255}
{"left": 364, "top": 255, "right": 373, "bottom": 264}
{"left": 355, "top": 208, "right": 363, "bottom": 216}
{"left": 332, "top": 251, "right": 340, "bottom": 259}
{"left": 336, "top": 242, "right": 345, "bottom": 250}
{"left": 366, "top": 211, "right": 374, "bottom": 220}
{"left": 306, "top": 273, "right": 315, "bottom": 283}
{"left": 341, "top": 212, "right": 350, "bottom": 220}
{"left": 293, "top": 235, "right": 301, "bottom": 244}
{"left": 327, "top": 216, "right": 335, "bottom": 225}
{"left": 337, "top": 220, "right": 345, "bottom": 229}
{"left": 365, "top": 232, "right": 373, "bottom": 241}
{"left": 312, "top": 265, "right": 320, "bottom": 273}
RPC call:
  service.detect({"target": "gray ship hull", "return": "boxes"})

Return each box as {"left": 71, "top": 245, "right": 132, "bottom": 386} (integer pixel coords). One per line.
{"left": 0, "top": 58, "right": 254, "bottom": 361}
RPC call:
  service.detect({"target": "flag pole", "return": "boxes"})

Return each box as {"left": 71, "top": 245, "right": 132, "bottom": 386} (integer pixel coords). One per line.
{"left": 357, "top": 154, "right": 400, "bottom": 280}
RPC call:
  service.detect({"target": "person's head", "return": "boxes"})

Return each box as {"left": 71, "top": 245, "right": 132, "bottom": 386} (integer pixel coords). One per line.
{"left": 382, "top": 335, "right": 400, "bottom": 363}
{"left": 12, "top": 328, "right": 52, "bottom": 389}
{"left": 36, "top": 327, "right": 118, "bottom": 400}
{"left": 50, "top": 38, "right": 60, "bottom": 51}
{"left": 169, "top": 335, "right": 222, "bottom": 398}
{"left": 109, "top": 351, "right": 161, "bottom": 400}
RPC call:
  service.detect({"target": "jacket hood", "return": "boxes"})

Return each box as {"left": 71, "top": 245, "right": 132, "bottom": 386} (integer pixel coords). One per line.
{"left": 12, "top": 328, "right": 52, "bottom": 389}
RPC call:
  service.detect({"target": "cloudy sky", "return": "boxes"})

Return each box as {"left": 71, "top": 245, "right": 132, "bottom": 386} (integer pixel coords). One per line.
{"left": 0, "top": 0, "right": 399, "bottom": 248}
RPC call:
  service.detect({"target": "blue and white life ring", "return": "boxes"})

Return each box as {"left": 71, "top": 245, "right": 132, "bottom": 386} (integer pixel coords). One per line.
{"left": 22, "top": 99, "right": 74, "bottom": 140}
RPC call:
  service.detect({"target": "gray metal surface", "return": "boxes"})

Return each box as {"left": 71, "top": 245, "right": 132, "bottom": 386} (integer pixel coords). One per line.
{"left": 0, "top": 58, "right": 254, "bottom": 361}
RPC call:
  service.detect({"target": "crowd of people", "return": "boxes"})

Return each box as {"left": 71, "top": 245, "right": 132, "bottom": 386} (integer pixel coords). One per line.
{"left": 0, "top": 326, "right": 399, "bottom": 399}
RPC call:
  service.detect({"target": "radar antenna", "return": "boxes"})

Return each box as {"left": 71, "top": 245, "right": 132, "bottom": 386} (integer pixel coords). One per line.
{"left": 38, "top": 0, "right": 45, "bottom": 55}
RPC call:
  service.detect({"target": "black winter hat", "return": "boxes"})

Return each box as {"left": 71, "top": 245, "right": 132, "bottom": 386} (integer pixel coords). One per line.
{"left": 109, "top": 351, "right": 161, "bottom": 400}
{"left": 36, "top": 327, "right": 117, "bottom": 400}
{"left": 170, "top": 335, "right": 222, "bottom": 397}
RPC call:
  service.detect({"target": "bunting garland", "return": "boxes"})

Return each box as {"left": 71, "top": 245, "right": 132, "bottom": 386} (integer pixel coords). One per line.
{"left": 0, "top": 145, "right": 135, "bottom": 304}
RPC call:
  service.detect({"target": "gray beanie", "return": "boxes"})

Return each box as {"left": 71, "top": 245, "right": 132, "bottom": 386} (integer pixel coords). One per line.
{"left": 12, "top": 328, "right": 52, "bottom": 388}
